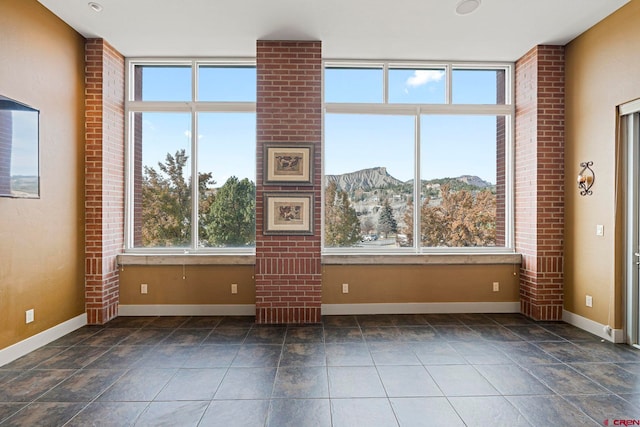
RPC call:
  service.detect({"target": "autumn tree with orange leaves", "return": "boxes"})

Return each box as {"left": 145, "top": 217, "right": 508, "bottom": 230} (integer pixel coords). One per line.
{"left": 402, "top": 184, "right": 496, "bottom": 247}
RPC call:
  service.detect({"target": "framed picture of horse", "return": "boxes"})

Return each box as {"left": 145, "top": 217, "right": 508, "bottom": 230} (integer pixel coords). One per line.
{"left": 263, "top": 192, "right": 314, "bottom": 235}
{"left": 263, "top": 143, "right": 313, "bottom": 185}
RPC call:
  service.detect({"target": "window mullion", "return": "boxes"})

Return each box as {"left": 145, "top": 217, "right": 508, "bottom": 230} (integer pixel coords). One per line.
{"left": 445, "top": 65, "right": 452, "bottom": 104}
{"left": 124, "top": 111, "right": 133, "bottom": 249}
{"left": 191, "top": 62, "right": 199, "bottom": 251}
{"left": 383, "top": 63, "right": 389, "bottom": 104}
{"left": 191, "top": 108, "right": 198, "bottom": 251}
{"left": 414, "top": 111, "right": 421, "bottom": 252}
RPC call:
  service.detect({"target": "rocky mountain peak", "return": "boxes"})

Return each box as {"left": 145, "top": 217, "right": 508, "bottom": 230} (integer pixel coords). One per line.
{"left": 326, "top": 167, "right": 493, "bottom": 193}
{"left": 326, "top": 167, "right": 404, "bottom": 192}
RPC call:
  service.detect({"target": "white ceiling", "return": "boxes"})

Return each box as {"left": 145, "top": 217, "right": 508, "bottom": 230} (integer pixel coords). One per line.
{"left": 37, "top": 0, "right": 629, "bottom": 61}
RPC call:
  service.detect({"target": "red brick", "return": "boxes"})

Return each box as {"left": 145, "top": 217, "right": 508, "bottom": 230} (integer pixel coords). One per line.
{"left": 84, "top": 39, "right": 124, "bottom": 325}
{"left": 515, "top": 45, "right": 565, "bottom": 321}
{"left": 255, "top": 41, "right": 322, "bottom": 324}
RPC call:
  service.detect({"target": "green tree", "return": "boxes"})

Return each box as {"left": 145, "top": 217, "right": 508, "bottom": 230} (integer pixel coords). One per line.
{"left": 205, "top": 176, "right": 255, "bottom": 246}
{"left": 421, "top": 184, "right": 496, "bottom": 247}
{"left": 325, "top": 182, "right": 361, "bottom": 246}
{"left": 141, "top": 149, "right": 215, "bottom": 247}
{"left": 377, "top": 198, "right": 398, "bottom": 238}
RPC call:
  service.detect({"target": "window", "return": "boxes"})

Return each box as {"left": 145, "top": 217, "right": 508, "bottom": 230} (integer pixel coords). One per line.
{"left": 324, "top": 67, "right": 384, "bottom": 103}
{"left": 324, "top": 62, "right": 512, "bottom": 252}
{"left": 389, "top": 68, "right": 446, "bottom": 104}
{"left": 419, "top": 115, "right": 504, "bottom": 248}
{"left": 126, "top": 61, "right": 256, "bottom": 252}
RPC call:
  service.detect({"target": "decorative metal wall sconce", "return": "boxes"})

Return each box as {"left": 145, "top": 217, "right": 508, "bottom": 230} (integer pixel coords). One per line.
{"left": 577, "top": 161, "right": 595, "bottom": 196}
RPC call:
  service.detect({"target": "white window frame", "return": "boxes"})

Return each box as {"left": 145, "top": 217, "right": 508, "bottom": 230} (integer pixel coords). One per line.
{"left": 124, "top": 58, "right": 256, "bottom": 254}
{"left": 322, "top": 60, "right": 515, "bottom": 255}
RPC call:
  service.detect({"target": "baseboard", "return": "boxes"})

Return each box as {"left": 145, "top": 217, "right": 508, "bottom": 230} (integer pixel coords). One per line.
{"left": 0, "top": 313, "right": 87, "bottom": 368}
{"left": 321, "top": 302, "right": 520, "bottom": 316}
{"left": 119, "top": 302, "right": 520, "bottom": 317}
{"left": 562, "top": 309, "right": 625, "bottom": 343}
{"left": 118, "top": 304, "right": 256, "bottom": 316}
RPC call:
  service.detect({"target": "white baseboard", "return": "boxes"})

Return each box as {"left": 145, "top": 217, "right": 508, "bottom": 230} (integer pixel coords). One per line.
{"left": 562, "top": 309, "right": 624, "bottom": 343}
{"left": 120, "top": 302, "right": 518, "bottom": 317}
{"left": 0, "top": 313, "right": 87, "bottom": 368}
{"left": 118, "top": 304, "right": 256, "bottom": 316}
{"left": 321, "top": 302, "right": 520, "bottom": 316}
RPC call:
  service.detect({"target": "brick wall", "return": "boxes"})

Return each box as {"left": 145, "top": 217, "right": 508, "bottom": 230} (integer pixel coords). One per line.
{"left": 515, "top": 45, "right": 565, "bottom": 321}
{"left": 85, "top": 39, "right": 125, "bottom": 324}
{"left": 255, "top": 41, "right": 323, "bottom": 324}
{"left": 132, "top": 68, "right": 143, "bottom": 247}
{"left": 495, "top": 70, "right": 506, "bottom": 247}
{"left": 0, "top": 110, "right": 11, "bottom": 195}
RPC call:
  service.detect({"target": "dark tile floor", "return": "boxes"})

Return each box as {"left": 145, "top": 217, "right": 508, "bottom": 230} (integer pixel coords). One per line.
{"left": 1, "top": 313, "right": 640, "bottom": 426}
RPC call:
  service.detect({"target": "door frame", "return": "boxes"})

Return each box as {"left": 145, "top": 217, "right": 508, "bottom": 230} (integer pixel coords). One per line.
{"left": 621, "top": 99, "right": 640, "bottom": 346}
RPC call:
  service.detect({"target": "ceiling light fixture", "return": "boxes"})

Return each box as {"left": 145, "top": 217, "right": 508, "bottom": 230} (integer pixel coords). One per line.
{"left": 88, "top": 2, "right": 103, "bottom": 12}
{"left": 455, "top": 0, "right": 481, "bottom": 15}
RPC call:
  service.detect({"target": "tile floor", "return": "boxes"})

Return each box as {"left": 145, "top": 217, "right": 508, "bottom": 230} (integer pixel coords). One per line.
{"left": 1, "top": 313, "right": 640, "bottom": 426}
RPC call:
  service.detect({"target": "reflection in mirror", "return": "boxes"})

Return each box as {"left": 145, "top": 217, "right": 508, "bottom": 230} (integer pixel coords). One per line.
{"left": 0, "top": 96, "right": 39, "bottom": 198}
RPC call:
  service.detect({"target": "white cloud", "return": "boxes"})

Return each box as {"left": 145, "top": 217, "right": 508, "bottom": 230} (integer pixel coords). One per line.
{"left": 184, "top": 130, "right": 204, "bottom": 140}
{"left": 406, "top": 70, "right": 445, "bottom": 88}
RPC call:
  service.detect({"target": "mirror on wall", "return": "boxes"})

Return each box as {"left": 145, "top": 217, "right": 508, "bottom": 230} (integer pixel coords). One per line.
{"left": 0, "top": 95, "right": 39, "bottom": 198}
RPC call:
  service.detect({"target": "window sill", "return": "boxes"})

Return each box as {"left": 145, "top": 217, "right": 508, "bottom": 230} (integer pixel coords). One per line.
{"left": 322, "top": 253, "right": 521, "bottom": 265}
{"left": 117, "top": 253, "right": 520, "bottom": 267}
{"left": 117, "top": 254, "right": 256, "bottom": 266}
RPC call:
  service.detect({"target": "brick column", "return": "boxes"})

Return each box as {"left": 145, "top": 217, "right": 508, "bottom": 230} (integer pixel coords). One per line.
{"left": 85, "top": 39, "right": 125, "bottom": 324}
{"left": 255, "top": 41, "right": 322, "bottom": 324}
{"left": 515, "top": 45, "right": 565, "bottom": 321}
{"left": 0, "top": 110, "right": 11, "bottom": 195}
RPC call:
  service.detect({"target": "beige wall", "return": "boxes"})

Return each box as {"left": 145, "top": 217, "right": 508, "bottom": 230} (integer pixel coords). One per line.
{"left": 120, "top": 266, "right": 256, "bottom": 305}
{"left": 0, "top": 0, "right": 85, "bottom": 349}
{"left": 565, "top": 1, "right": 640, "bottom": 327}
{"left": 323, "top": 265, "right": 519, "bottom": 304}
{"left": 120, "top": 263, "right": 518, "bottom": 308}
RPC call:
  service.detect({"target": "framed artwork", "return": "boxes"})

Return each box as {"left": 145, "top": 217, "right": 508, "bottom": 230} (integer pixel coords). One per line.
{"left": 263, "top": 192, "right": 314, "bottom": 235}
{"left": 264, "top": 143, "right": 313, "bottom": 185}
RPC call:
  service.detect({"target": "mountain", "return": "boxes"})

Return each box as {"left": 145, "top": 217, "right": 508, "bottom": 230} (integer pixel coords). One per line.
{"left": 455, "top": 175, "right": 492, "bottom": 189}
{"left": 326, "top": 167, "right": 404, "bottom": 192}
{"left": 326, "top": 167, "right": 493, "bottom": 193}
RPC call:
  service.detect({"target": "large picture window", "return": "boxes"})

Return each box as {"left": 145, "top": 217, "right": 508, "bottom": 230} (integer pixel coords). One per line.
{"left": 126, "top": 61, "right": 256, "bottom": 252}
{"left": 325, "top": 114, "right": 414, "bottom": 248}
{"left": 324, "top": 62, "right": 513, "bottom": 252}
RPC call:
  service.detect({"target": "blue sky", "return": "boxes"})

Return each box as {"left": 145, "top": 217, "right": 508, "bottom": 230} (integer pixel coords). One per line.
{"left": 139, "top": 66, "right": 501, "bottom": 186}
{"left": 140, "top": 112, "right": 255, "bottom": 186}
{"left": 9, "top": 110, "right": 39, "bottom": 176}
{"left": 324, "top": 68, "right": 499, "bottom": 183}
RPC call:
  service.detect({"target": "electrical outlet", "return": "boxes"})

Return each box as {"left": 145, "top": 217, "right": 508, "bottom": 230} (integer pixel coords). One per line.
{"left": 141, "top": 284, "right": 148, "bottom": 294}
{"left": 231, "top": 283, "right": 238, "bottom": 294}
{"left": 492, "top": 282, "right": 500, "bottom": 292}
{"left": 342, "top": 283, "right": 349, "bottom": 294}
{"left": 25, "top": 309, "right": 34, "bottom": 324}
{"left": 586, "top": 295, "right": 593, "bottom": 307}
